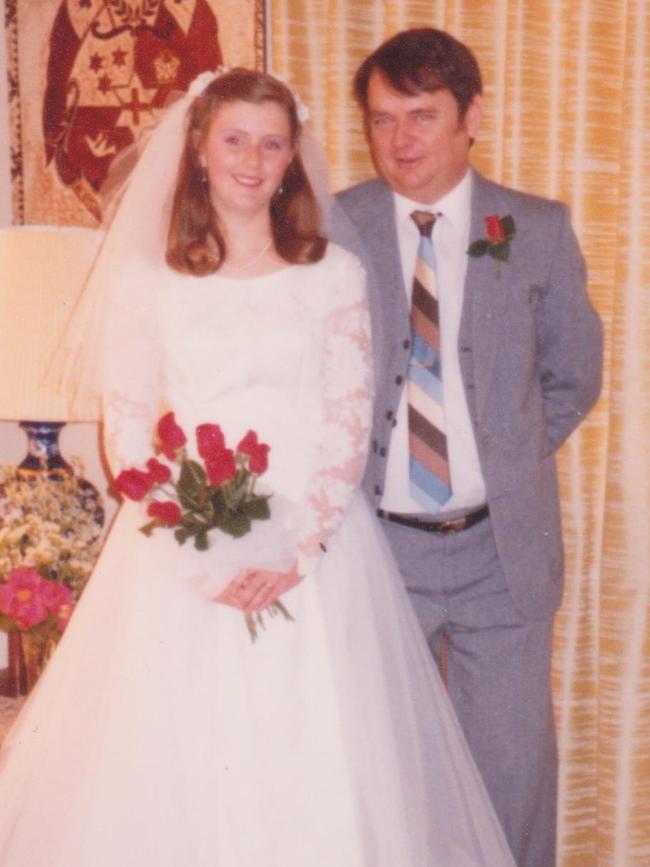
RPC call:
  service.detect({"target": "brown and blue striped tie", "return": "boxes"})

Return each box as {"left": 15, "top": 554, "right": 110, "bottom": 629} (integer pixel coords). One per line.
{"left": 408, "top": 210, "right": 452, "bottom": 511}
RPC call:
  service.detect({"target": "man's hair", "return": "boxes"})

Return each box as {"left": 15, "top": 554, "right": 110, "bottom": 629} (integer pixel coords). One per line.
{"left": 354, "top": 28, "right": 482, "bottom": 118}
{"left": 167, "top": 68, "right": 326, "bottom": 275}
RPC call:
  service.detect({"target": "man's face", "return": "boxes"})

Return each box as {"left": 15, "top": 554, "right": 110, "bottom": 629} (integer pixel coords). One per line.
{"left": 365, "top": 69, "right": 481, "bottom": 204}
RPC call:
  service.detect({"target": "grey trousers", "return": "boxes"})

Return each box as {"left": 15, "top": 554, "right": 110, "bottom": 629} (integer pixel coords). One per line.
{"left": 380, "top": 513, "right": 557, "bottom": 867}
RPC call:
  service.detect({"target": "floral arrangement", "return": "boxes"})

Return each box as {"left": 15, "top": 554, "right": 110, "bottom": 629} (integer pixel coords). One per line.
{"left": 115, "top": 413, "right": 289, "bottom": 641}
{"left": 114, "top": 412, "right": 272, "bottom": 549}
{"left": 468, "top": 214, "right": 517, "bottom": 267}
{"left": 0, "top": 460, "right": 103, "bottom": 652}
{"left": 0, "top": 567, "right": 73, "bottom": 633}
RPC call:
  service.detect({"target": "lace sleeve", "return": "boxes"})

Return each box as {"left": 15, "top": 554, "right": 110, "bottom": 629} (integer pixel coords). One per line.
{"left": 101, "top": 262, "right": 164, "bottom": 476}
{"left": 294, "top": 249, "right": 373, "bottom": 575}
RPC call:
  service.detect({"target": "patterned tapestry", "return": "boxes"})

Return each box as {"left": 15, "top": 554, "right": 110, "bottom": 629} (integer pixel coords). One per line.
{"left": 4, "top": 0, "right": 266, "bottom": 225}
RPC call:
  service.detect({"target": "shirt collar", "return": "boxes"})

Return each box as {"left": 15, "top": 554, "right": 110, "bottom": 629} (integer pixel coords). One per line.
{"left": 393, "top": 170, "right": 472, "bottom": 238}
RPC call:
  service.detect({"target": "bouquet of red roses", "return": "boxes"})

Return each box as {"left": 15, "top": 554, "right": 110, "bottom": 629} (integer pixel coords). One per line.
{"left": 114, "top": 413, "right": 295, "bottom": 641}
{"left": 114, "top": 412, "right": 272, "bottom": 550}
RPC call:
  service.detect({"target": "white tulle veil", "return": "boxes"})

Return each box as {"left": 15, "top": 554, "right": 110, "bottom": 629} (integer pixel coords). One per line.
{"left": 49, "top": 70, "right": 333, "bottom": 416}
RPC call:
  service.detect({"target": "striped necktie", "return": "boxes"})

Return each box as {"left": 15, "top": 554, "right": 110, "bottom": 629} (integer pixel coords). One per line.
{"left": 407, "top": 210, "right": 452, "bottom": 512}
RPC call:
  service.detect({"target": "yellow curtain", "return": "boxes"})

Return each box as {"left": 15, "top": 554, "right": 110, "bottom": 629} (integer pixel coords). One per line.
{"left": 271, "top": 2, "right": 650, "bottom": 864}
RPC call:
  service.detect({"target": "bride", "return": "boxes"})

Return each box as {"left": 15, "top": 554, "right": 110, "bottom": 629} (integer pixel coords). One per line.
{"left": 0, "top": 68, "right": 516, "bottom": 866}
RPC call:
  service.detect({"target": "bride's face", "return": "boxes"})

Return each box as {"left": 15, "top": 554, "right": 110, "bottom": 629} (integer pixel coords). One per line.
{"left": 199, "top": 99, "right": 295, "bottom": 218}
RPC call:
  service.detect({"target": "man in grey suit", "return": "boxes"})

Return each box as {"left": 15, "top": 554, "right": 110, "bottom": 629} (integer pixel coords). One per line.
{"left": 333, "top": 28, "right": 603, "bottom": 867}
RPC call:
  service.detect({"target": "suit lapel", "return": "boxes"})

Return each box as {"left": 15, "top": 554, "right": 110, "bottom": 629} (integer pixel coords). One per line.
{"left": 354, "top": 182, "right": 410, "bottom": 383}
{"left": 460, "top": 170, "right": 512, "bottom": 420}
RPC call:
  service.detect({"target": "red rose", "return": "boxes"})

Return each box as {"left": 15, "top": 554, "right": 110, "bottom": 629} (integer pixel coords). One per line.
{"left": 237, "top": 430, "right": 270, "bottom": 473}
{"left": 205, "top": 448, "right": 237, "bottom": 486}
{"left": 248, "top": 444, "right": 270, "bottom": 474}
{"left": 146, "top": 457, "right": 172, "bottom": 483}
{"left": 485, "top": 214, "right": 506, "bottom": 243}
{"left": 157, "top": 412, "right": 187, "bottom": 460}
{"left": 196, "top": 423, "right": 226, "bottom": 460}
{"left": 147, "top": 500, "right": 182, "bottom": 525}
{"left": 237, "top": 429, "right": 259, "bottom": 455}
{"left": 114, "top": 468, "right": 154, "bottom": 501}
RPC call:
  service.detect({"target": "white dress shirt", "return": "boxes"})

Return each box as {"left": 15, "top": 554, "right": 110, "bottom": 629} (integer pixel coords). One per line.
{"left": 379, "top": 171, "right": 487, "bottom": 515}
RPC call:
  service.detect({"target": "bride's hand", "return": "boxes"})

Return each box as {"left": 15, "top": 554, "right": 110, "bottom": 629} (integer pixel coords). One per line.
{"left": 216, "top": 562, "right": 302, "bottom": 612}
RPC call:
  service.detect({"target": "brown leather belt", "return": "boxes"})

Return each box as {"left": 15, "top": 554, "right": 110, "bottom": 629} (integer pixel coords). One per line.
{"left": 376, "top": 504, "right": 489, "bottom": 535}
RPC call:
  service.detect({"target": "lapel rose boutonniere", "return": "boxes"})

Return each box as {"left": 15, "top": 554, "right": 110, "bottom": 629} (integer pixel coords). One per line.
{"left": 467, "top": 214, "right": 516, "bottom": 276}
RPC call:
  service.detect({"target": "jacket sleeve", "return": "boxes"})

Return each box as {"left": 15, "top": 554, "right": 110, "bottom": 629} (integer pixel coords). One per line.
{"left": 535, "top": 204, "right": 603, "bottom": 451}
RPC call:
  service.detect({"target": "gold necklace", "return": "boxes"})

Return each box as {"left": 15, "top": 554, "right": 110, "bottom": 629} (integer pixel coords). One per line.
{"left": 222, "top": 240, "right": 273, "bottom": 273}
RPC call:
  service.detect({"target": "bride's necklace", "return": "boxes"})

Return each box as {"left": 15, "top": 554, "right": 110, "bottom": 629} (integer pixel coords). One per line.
{"left": 222, "top": 239, "right": 273, "bottom": 273}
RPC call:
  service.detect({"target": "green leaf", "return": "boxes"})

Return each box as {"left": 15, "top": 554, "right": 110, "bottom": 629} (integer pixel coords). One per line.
{"left": 488, "top": 242, "right": 511, "bottom": 262}
{"left": 178, "top": 459, "right": 207, "bottom": 506}
{"left": 180, "top": 514, "right": 206, "bottom": 533}
{"left": 242, "top": 496, "right": 271, "bottom": 520}
{"left": 194, "top": 530, "right": 209, "bottom": 551}
{"left": 174, "top": 527, "right": 189, "bottom": 545}
{"left": 210, "top": 487, "right": 228, "bottom": 522}
{"left": 138, "top": 519, "right": 158, "bottom": 537}
{"left": 467, "top": 239, "right": 489, "bottom": 257}
{"left": 500, "top": 215, "right": 516, "bottom": 239}
{"left": 219, "top": 510, "right": 251, "bottom": 538}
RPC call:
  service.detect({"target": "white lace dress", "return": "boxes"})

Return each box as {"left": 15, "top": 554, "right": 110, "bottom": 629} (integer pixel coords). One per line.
{"left": 0, "top": 244, "right": 515, "bottom": 866}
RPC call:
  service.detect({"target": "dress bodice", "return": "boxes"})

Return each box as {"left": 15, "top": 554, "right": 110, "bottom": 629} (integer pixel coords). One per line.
{"left": 102, "top": 243, "right": 372, "bottom": 573}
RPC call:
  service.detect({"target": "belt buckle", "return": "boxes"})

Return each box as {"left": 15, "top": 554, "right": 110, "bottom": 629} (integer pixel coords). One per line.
{"left": 437, "top": 515, "right": 467, "bottom": 533}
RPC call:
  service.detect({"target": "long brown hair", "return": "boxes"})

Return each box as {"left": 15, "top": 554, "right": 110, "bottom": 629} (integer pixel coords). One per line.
{"left": 166, "top": 68, "right": 326, "bottom": 275}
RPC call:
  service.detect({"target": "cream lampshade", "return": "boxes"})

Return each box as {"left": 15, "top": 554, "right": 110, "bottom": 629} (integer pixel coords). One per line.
{"left": 0, "top": 225, "right": 103, "bottom": 424}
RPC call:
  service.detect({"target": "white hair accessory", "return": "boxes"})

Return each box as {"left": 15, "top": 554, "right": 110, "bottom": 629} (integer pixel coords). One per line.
{"left": 187, "top": 68, "right": 221, "bottom": 97}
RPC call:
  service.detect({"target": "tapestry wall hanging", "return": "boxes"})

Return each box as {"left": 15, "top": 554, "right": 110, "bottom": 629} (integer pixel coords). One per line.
{"left": 5, "top": 0, "right": 266, "bottom": 225}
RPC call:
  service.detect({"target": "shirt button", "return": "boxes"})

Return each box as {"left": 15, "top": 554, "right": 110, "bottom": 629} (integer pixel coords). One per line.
{"left": 386, "top": 410, "right": 393, "bottom": 420}
{"left": 395, "top": 375, "right": 403, "bottom": 385}
{"left": 374, "top": 485, "right": 382, "bottom": 496}
{"left": 403, "top": 339, "right": 411, "bottom": 350}
{"left": 379, "top": 447, "right": 387, "bottom": 457}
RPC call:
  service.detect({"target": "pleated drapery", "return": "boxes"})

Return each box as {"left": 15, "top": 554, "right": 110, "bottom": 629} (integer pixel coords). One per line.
{"left": 270, "top": 2, "right": 650, "bottom": 864}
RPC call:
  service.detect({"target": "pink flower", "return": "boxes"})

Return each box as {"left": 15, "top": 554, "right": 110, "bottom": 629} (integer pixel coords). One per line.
{"left": 485, "top": 214, "right": 506, "bottom": 243}
{"left": 114, "top": 468, "right": 154, "bottom": 501}
{"left": 146, "top": 457, "right": 172, "bottom": 484}
{"left": 40, "top": 581, "right": 74, "bottom": 631}
{"left": 196, "top": 423, "right": 226, "bottom": 460}
{"left": 40, "top": 579, "right": 73, "bottom": 612}
{"left": 147, "top": 500, "right": 182, "bottom": 525}
{"left": 205, "top": 449, "right": 237, "bottom": 486}
{"left": 0, "top": 567, "right": 49, "bottom": 629}
{"left": 157, "top": 412, "right": 187, "bottom": 460}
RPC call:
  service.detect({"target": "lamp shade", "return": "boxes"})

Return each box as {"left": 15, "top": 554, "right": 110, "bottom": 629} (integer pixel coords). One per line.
{"left": 0, "top": 226, "right": 103, "bottom": 422}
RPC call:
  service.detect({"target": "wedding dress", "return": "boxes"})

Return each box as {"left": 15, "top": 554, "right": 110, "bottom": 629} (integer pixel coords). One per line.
{"left": 0, "top": 243, "right": 515, "bottom": 866}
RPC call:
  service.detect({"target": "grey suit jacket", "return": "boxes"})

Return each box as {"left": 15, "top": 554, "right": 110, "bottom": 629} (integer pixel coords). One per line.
{"left": 333, "top": 170, "right": 603, "bottom": 620}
